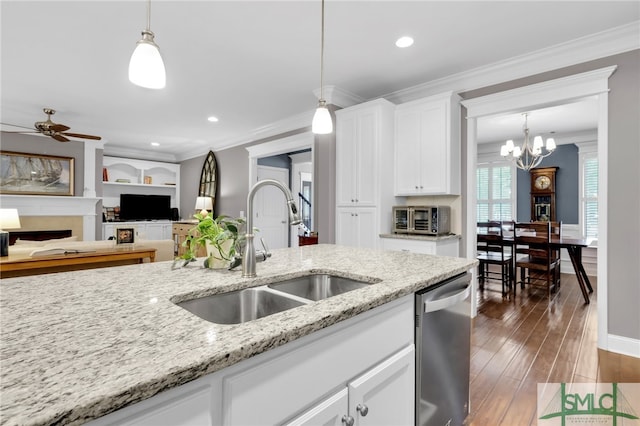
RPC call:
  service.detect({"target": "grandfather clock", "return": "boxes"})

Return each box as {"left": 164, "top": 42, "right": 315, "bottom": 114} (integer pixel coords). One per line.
{"left": 530, "top": 167, "right": 557, "bottom": 222}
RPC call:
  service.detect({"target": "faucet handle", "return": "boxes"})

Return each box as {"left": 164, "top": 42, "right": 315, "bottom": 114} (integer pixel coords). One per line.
{"left": 255, "top": 238, "right": 272, "bottom": 262}
{"left": 259, "top": 238, "right": 270, "bottom": 255}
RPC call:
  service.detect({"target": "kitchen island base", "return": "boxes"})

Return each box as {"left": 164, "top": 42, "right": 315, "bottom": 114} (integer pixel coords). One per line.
{"left": 88, "top": 295, "right": 414, "bottom": 426}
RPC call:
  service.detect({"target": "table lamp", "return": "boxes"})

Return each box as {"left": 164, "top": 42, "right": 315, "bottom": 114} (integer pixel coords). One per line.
{"left": 0, "top": 209, "right": 21, "bottom": 257}
{"left": 194, "top": 196, "right": 213, "bottom": 216}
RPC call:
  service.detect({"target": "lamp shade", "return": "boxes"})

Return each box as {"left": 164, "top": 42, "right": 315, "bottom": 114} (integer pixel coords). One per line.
{"left": 0, "top": 209, "right": 21, "bottom": 230}
{"left": 129, "top": 31, "right": 166, "bottom": 89}
{"left": 195, "top": 196, "right": 213, "bottom": 212}
{"left": 312, "top": 104, "right": 333, "bottom": 134}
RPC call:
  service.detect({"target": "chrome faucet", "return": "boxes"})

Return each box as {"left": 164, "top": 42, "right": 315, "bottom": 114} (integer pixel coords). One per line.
{"left": 242, "top": 179, "right": 301, "bottom": 278}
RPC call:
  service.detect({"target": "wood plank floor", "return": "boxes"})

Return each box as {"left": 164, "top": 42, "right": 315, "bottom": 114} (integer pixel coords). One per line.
{"left": 467, "top": 273, "right": 640, "bottom": 425}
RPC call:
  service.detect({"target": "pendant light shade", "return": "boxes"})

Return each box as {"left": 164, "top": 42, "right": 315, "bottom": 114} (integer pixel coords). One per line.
{"left": 312, "top": 100, "right": 333, "bottom": 134}
{"left": 129, "top": 0, "right": 166, "bottom": 89}
{"left": 312, "top": 0, "right": 333, "bottom": 134}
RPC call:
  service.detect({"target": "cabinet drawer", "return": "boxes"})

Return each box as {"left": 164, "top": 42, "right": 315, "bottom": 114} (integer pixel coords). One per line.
{"left": 381, "top": 238, "right": 436, "bottom": 254}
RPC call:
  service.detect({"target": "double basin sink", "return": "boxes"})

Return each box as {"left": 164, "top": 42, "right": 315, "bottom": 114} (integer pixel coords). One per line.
{"left": 175, "top": 274, "right": 375, "bottom": 325}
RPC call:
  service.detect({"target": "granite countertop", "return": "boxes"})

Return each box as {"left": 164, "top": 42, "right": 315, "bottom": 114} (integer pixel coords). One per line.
{"left": 379, "top": 233, "right": 461, "bottom": 241}
{"left": 0, "top": 244, "right": 476, "bottom": 426}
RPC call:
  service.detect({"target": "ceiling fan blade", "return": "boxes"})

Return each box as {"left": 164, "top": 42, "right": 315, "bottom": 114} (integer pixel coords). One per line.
{"left": 52, "top": 134, "right": 70, "bottom": 142}
{"left": 1, "top": 130, "right": 39, "bottom": 134}
{"left": 61, "top": 132, "right": 102, "bottom": 140}
{"left": 50, "top": 124, "right": 70, "bottom": 132}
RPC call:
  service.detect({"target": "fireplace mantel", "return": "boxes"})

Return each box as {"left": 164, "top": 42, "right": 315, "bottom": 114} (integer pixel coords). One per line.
{"left": 0, "top": 195, "right": 100, "bottom": 241}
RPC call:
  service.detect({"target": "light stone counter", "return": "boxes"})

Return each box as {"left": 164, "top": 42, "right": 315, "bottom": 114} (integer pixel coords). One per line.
{"left": 0, "top": 244, "right": 476, "bottom": 425}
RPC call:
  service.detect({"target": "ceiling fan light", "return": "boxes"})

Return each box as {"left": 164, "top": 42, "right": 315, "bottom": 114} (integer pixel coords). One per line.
{"left": 129, "top": 31, "right": 166, "bottom": 89}
{"left": 312, "top": 101, "right": 333, "bottom": 134}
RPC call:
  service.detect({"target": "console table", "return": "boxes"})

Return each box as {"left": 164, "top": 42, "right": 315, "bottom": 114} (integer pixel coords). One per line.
{"left": 0, "top": 247, "right": 156, "bottom": 278}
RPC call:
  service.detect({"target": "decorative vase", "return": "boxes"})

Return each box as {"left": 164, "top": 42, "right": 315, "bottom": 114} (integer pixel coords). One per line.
{"left": 205, "top": 239, "right": 233, "bottom": 269}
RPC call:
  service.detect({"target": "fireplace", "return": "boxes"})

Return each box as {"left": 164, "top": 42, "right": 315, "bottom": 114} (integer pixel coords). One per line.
{"left": 9, "top": 230, "right": 72, "bottom": 245}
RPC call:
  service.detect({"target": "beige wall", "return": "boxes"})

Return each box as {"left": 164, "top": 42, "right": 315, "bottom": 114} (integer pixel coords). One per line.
{"left": 460, "top": 50, "right": 640, "bottom": 342}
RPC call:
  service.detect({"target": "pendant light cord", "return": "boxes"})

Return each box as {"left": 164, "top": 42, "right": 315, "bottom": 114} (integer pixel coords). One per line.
{"left": 319, "top": 0, "right": 325, "bottom": 101}
{"left": 146, "top": 0, "right": 151, "bottom": 32}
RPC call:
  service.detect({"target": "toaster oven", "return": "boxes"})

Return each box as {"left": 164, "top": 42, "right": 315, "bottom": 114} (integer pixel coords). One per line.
{"left": 392, "top": 206, "right": 451, "bottom": 236}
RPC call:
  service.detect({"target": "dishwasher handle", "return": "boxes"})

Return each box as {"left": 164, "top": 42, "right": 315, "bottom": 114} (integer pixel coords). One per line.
{"left": 423, "top": 284, "right": 470, "bottom": 313}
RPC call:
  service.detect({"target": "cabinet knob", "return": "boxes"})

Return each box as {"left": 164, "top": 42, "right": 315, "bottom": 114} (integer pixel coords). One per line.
{"left": 342, "top": 415, "right": 355, "bottom": 426}
{"left": 351, "top": 199, "right": 355, "bottom": 203}
{"left": 415, "top": 185, "right": 419, "bottom": 189}
{"left": 357, "top": 404, "right": 369, "bottom": 416}
{"left": 355, "top": 199, "right": 358, "bottom": 202}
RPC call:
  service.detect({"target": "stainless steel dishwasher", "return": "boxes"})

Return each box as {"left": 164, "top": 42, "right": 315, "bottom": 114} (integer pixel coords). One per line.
{"left": 415, "top": 272, "right": 471, "bottom": 426}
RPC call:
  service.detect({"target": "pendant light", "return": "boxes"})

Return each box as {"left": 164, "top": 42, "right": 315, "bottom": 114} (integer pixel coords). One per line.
{"left": 312, "top": 0, "right": 333, "bottom": 134}
{"left": 129, "top": 0, "right": 166, "bottom": 89}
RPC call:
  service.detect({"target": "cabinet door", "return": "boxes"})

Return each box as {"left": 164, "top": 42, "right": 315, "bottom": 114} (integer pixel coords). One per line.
{"left": 336, "top": 209, "right": 357, "bottom": 247}
{"left": 284, "top": 389, "right": 348, "bottom": 426}
{"left": 394, "top": 108, "right": 423, "bottom": 195}
{"left": 354, "top": 208, "right": 377, "bottom": 250}
{"left": 336, "top": 112, "right": 358, "bottom": 206}
{"left": 419, "top": 101, "right": 448, "bottom": 194}
{"left": 102, "top": 224, "right": 116, "bottom": 240}
{"left": 348, "top": 345, "right": 414, "bottom": 426}
{"left": 354, "top": 109, "right": 378, "bottom": 206}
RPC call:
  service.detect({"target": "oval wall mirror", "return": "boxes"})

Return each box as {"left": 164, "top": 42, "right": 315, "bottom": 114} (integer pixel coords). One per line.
{"left": 199, "top": 151, "right": 218, "bottom": 214}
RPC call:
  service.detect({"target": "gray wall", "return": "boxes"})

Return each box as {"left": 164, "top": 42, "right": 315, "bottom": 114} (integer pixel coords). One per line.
{"left": 516, "top": 144, "right": 579, "bottom": 223}
{"left": 461, "top": 49, "right": 640, "bottom": 342}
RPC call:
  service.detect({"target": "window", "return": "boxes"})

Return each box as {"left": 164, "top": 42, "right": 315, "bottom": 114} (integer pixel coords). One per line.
{"left": 477, "top": 158, "right": 515, "bottom": 222}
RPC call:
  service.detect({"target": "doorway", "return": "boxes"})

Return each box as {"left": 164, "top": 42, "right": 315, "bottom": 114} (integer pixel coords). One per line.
{"left": 462, "top": 66, "right": 615, "bottom": 350}
{"left": 246, "top": 132, "right": 314, "bottom": 248}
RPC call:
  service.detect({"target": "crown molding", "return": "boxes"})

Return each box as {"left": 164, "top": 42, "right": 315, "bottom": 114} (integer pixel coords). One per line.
{"left": 312, "top": 85, "right": 365, "bottom": 108}
{"left": 384, "top": 21, "right": 640, "bottom": 104}
{"left": 103, "top": 144, "right": 178, "bottom": 163}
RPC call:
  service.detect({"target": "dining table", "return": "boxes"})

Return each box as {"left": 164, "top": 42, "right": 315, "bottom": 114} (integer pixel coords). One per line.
{"left": 480, "top": 232, "right": 594, "bottom": 304}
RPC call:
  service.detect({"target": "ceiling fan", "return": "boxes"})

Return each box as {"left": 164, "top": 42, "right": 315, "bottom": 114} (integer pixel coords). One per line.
{"left": 1, "top": 108, "right": 102, "bottom": 142}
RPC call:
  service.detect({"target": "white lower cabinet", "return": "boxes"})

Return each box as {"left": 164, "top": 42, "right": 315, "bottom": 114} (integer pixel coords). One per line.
{"left": 336, "top": 208, "right": 377, "bottom": 249}
{"left": 102, "top": 221, "right": 172, "bottom": 240}
{"left": 286, "top": 346, "right": 415, "bottom": 426}
{"left": 88, "top": 296, "right": 414, "bottom": 426}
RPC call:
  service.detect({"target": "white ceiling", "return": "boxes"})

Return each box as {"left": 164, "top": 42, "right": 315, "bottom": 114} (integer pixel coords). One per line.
{"left": 1, "top": 1, "right": 638, "bottom": 161}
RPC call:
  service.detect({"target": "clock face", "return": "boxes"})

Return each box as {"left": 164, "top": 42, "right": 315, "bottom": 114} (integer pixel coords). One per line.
{"left": 535, "top": 175, "right": 551, "bottom": 190}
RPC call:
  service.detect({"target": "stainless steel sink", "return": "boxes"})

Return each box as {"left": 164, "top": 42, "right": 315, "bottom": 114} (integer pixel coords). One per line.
{"left": 175, "top": 274, "right": 376, "bottom": 325}
{"left": 267, "top": 274, "right": 371, "bottom": 301}
{"left": 176, "top": 287, "right": 306, "bottom": 325}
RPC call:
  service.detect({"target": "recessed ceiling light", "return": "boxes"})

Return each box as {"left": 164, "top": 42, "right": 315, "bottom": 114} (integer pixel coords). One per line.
{"left": 150, "top": 142, "right": 160, "bottom": 147}
{"left": 207, "top": 116, "right": 219, "bottom": 123}
{"left": 395, "top": 36, "right": 414, "bottom": 48}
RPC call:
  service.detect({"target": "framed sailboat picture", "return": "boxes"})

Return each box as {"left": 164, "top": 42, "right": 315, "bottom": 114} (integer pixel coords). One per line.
{"left": 0, "top": 151, "right": 74, "bottom": 196}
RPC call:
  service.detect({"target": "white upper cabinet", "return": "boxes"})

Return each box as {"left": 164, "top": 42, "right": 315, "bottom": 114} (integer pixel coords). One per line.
{"left": 336, "top": 99, "right": 395, "bottom": 207}
{"left": 394, "top": 92, "right": 461, "bottom": 195}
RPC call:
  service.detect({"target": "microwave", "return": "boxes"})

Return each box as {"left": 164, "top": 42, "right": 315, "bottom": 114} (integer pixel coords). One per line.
{"left": 392, "top": 206, "right": 451, "bottom": 236}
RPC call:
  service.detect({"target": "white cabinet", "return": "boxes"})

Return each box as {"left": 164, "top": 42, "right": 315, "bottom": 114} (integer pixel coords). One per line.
{"left": 381, "top": 236, "right": 460, "bottom": 257}
{"left": 102, "top": 156, "right": 180, "bottom": 210}
{"left": 286, "top": 346, "right": 414, "bottom": 426}
{"left": 103, "top": 221, "right": 173, "bottom": 241}
{"left": 394, "top": 92, "right": 461, "bottom": 195}
{"left": 335, "top": 99, "right": 397, "bottom": 249}
{"left": 336, "top": 208, "right": 377, "bottom": 249}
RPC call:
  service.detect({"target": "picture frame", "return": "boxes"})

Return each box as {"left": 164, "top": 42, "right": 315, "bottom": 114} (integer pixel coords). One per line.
{"left": 116, "top": 227, "right": 136, "bottom": 245}
{"left": 0, "top": 151, "right": 75, "bottom": 196}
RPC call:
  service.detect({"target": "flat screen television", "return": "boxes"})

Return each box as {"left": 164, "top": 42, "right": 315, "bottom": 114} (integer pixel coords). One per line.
{"left": 119, "top": 194, "right": 171, "bottom": 221}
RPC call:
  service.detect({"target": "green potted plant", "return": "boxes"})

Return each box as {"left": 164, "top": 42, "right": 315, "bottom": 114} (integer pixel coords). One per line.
{"left": 178, "top": 212, "right": 246, "bottom": 269}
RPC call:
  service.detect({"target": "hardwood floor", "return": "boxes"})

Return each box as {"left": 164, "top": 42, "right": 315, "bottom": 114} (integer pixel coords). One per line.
{"left": 467, "top": 272, "right": 640, "bottom": 425}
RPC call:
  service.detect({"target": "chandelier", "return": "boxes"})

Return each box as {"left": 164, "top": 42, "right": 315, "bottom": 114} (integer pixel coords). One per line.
{"left": 500, "top": 113, "right": 556, "bottom": 171}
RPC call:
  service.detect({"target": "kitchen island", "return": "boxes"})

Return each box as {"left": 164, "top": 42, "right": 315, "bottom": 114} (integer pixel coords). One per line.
{"left": 0, "top": 244, "right": 476, "bottom": 425}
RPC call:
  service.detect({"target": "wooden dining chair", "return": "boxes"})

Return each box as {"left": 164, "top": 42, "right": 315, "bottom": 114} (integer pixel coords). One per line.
{"left": 477, "top": 221, "right": 513, "bottom": 296}
{"left": 514, "top": 221, "right": 561, "bottom": 300}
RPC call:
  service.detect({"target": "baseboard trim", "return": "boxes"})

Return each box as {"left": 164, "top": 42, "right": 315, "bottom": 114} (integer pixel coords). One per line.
{"left": 606, "top": 334, "right": 640, "bottom": 358}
